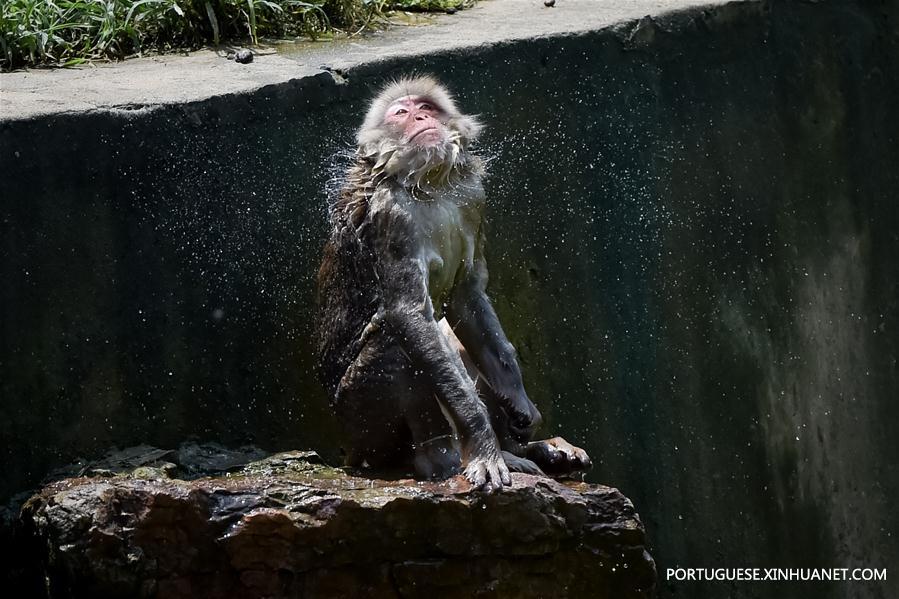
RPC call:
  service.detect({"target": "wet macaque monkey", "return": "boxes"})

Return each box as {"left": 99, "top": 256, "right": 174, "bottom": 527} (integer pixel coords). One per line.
{"left": 316, "top": 76, "right": 591, "bottom": 490}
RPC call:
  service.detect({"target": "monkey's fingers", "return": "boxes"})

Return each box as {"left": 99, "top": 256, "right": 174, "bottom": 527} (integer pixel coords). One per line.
{"left": 499, "top": 394, "right": 543, "bottom": 431}
{"left": 502, "top": 401, "right": 543, "bottom": 442}
{"left": 463, "top": 461, "right": 490, "bottom": 490}
{"left": 495, "top": 460, "right": 512, "bottom": 486}
{"left": 464, "top": 456, "right": 511, "bottom": 492}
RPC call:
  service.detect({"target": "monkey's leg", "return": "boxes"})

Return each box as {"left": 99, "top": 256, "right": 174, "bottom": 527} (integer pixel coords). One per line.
{"left": 333, "top": 336, "right": 412, "bottom": 471}
{"left": 336, "top": 331, "right": 462, "bottom": 479}
{"left": 404, "top": 396, "right": 462, "bottom": 480}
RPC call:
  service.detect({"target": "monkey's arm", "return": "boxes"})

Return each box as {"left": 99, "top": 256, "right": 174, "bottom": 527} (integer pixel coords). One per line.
{"left": 360, "top": 203, "right": 510, "bottom": 489}
{"left": 445, "top": 234, "right": 542, "bottom": 438}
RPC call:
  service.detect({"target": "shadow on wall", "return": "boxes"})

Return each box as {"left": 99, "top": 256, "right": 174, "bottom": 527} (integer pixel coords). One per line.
{"left": 1, "top": 1, "right": 897, "bottom": 598}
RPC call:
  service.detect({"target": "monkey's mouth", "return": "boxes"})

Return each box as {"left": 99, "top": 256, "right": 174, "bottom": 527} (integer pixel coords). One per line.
{"left": 408, "top": 127, "right": 440, "bottom": 142}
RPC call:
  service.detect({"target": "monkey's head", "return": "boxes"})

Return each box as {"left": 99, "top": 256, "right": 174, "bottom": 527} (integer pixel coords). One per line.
{"left": 356, "top": 76, "right": 482, "bottom": 187}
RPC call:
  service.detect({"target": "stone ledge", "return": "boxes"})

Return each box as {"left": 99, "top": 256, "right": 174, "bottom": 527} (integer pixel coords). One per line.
{"left": 0, "top": 0, "right": 729, "bottom": 121}
{"left": 22, "top": 449, "right": 655, "bottom": 598}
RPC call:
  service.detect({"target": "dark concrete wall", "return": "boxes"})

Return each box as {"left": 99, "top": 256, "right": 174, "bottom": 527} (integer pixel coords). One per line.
{"left": 1, "top": 1, "right": 897, "bottom": 597}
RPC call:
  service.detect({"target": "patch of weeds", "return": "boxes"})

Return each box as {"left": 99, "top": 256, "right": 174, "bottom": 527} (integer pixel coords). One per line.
{"left": 0, "top": 0, "right": 477, "bottom": 71}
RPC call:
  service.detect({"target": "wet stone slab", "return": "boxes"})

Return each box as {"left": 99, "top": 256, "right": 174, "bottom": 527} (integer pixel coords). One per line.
{"left": 22, "top": 447, "right": 655, "bottom": 598}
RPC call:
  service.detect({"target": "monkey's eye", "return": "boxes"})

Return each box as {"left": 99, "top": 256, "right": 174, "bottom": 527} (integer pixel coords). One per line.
{"left": 418, "top": 103, "right": 434, "bottom": 111}
{"left": 393, "top": 108, "right": 409, "bottom": 116}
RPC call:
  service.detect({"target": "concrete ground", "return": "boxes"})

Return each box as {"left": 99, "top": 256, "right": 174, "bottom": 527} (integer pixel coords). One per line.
{"left": 0, "top": 0, "right": 723, "bottom": 121}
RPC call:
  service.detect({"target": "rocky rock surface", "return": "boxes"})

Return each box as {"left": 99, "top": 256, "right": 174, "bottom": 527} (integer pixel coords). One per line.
{"left": 21, "top": 446, "right": 655, "bottom": 598}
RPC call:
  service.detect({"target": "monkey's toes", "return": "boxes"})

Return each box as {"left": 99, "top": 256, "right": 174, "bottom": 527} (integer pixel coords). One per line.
{"left": 571, "top": 446, "right": 592, "bottom": 470}
{"left": 526, "top": 437, "right": 592, "bottom": 477}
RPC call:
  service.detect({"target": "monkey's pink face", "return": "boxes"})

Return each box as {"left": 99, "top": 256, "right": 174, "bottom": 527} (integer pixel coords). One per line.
{"left": 383, "top": 96, "right": 446, "bottom": 147}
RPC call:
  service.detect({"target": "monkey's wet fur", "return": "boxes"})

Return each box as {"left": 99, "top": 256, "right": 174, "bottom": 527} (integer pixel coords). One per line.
{"left": 316, "top": 76, "right": 591, "bottom": 491}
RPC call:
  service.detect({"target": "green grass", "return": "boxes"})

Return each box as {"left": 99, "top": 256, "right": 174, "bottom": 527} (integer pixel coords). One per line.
{"left": 0, "top": 0, "right": 474, "bottom": 71}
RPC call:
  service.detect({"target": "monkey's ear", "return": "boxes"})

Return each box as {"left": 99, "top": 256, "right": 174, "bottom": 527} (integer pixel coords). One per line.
{"left": 357, "top": 125, "right": 390, "bottom": 151}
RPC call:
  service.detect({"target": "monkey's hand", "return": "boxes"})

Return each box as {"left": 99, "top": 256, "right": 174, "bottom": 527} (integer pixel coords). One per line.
{"left": 463, "top": 443, "right": 511, "bottom": 492}
{"left": 497, "top": 389, "right": 543, "bottom": 442}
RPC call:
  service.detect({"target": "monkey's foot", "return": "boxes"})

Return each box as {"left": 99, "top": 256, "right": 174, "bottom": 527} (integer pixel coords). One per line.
{"left": 525, "top": 437, "right": 592, "bottom": 477}
{"left": 501, "top": 451, "right": 544, "bottom": 475}
{"left": 412, "top": 438, "right": 462, "bottom": 480}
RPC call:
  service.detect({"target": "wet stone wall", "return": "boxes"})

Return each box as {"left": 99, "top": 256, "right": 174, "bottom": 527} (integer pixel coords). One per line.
{"left": 1, "top": 1, "right": 898, "bottom": 597}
